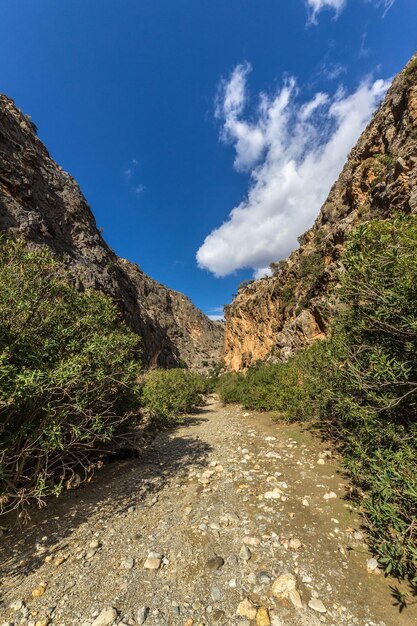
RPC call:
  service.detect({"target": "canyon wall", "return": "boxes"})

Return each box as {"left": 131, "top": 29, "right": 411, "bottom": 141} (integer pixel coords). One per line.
{"left": 0, "top": 94, "right": 224, "bottom": 371}
{"left": 224, "top": 53, "right": 417, "bottom": 371}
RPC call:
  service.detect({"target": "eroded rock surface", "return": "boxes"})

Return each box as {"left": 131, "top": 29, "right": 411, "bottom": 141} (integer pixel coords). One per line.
{"left": 0, "top": 94, "right": 224, "bottom": 370}
{"left": 224, "top": 53, "right": 417, "bottom": 370}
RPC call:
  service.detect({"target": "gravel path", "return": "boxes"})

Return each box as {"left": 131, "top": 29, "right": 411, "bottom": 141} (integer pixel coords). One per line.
{"left": 1, "top": 396, "right": 416, "bottom": 626}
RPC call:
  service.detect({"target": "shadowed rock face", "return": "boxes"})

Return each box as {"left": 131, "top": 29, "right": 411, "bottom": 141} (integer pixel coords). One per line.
{"left": 0, "top": 94, "right": 224, "bottom": 371}
{"left": 225, "top": 52, "right": 417, "bottom": 371}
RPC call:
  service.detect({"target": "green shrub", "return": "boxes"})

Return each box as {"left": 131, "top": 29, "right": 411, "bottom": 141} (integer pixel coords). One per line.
{"left": 217, "top": 215, "right": 417, "bottom": 581}
{"left": 217, "top": 342, "right": 327, "bottom": 421}
{"left": 321, "top": 215, "right": 417, "bottom": 580}
{"left": 141, "top": 369, "right": 209, "bottom": 423}
{"left": 216, "top": 371, "right": 246, "bottom": 405}
{"left": 0, "top": 239, "right": 142, "bottom": 513}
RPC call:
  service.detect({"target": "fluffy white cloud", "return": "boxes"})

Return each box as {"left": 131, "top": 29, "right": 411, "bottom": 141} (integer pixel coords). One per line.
{"left": 253, "top": 267, "right": 273, "bottom": 280}
{"left": 306, "top": 0, "right": 347, "bottom": 24}
{"left": 196, "top": 65, "right": 390, "bottom": 278}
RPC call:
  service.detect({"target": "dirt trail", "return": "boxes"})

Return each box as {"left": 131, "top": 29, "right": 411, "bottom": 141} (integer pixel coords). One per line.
{"left": 1, "top": 396, "right": 415, "bottom": 626}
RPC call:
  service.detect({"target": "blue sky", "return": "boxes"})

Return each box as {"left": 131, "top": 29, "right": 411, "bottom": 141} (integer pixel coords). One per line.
{"left": 0, "top": 1, "right": 416, "bottom": 319}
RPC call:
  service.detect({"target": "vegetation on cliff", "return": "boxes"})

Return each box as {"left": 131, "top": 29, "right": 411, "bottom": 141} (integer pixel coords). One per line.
{"left": 218, "top": 215, "right": 417, "bottom": 581}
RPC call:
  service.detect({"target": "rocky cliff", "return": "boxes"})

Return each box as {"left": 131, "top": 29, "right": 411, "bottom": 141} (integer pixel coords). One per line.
{"left": 224, "top": 53, "right": 417, "bottom": 371}
{"left": 0, "top": 94, "right": 224, "bottom": 371}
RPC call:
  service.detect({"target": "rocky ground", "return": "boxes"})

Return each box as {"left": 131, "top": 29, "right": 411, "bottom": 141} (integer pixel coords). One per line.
{"left": 1, "top": 396, "right": 416, "bottom": 626}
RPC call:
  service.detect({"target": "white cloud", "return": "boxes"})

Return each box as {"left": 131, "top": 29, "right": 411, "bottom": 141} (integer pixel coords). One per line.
{"left": 196, "top": 65, "right": 390, "bottom": 278}
{"left": 208, "top": 314, "right": 225, "bottom": 322}
{"left": 306, "top": 0, "right": 347, "bottom": 24}
{"left": 135, "top": 184, "right": 146, "bottom": 195}
{"left": 370, "top": 0, "right": 395, "bottom": 17}
{"left": 306, "top": 0, "right": 396, "bottom": 23}
{"left": 253, "top": 267, "right": 273, "bottom": 280}
{"left": 123, "top": 159, "right": 145, "bottom": 196}
{"left": 215, "top": 62, "right": 266, "bottom": 171}
{"left": 320, "top": 62, "right": 347, "bottom": 80}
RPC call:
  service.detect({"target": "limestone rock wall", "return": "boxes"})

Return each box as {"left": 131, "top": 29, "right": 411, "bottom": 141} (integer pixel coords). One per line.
{"left": 0, "top": 94, "right": 224, "bottom": 371}
{"left": 224, "top": 52, "right": 417, "bottom": 371}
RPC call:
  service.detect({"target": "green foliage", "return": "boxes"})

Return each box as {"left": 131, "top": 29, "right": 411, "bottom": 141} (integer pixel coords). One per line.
{"left": 321, "top": 215, "right": 417, "bottom": 580}
{"left": 0, "top": 239, "right": 142, "bottom": 513}
{"left": 217, "top": 342, "right": 327, "bottom": 421}
{"left": 218, "top": 215, "right": 417, "bottom": 580}
{"left": 141, "top": 369, "right": 209, "bottom": 423}
{"left": 296, "top": 250, "right": 324, "bottom": 284}
{"left": 238, "top": 279, "right": 254, "bottom": 290}
{"left": 405, "top": 56, "right": 417, "bottom": 75}
{"left": 269, "top": 260, "right": 286, "bottom": 276}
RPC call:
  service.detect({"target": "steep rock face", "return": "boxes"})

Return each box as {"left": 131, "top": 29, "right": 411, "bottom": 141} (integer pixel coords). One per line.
{"left": 0, "top": 94, "right": 224, "bottom": 370}
{"left": 225, "top": 53, "right": 417, "bottom": 371}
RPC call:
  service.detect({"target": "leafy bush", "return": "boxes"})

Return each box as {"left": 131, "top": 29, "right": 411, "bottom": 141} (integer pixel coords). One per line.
{"left": 321, "top": 215, "right": 417, "bottom": 580}
{"left": 216, "top": 371, "right": 246, "bottom": 405}
{"left": 0, "top": 239, "right": 142, "bottom": 513}
{"left": 141, "top": 369, "right": 209, "bottom": 423}
{"left": 217, "top": 342, "right": 327, "bottom": 421}
{"left": 218, "top": 215, "right": 417, "bottom": 580}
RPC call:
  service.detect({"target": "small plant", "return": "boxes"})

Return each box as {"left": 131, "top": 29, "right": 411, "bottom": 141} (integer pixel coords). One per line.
{"left": 296, "top": 251, "right": 324, "bottom": 284}
{"left": 238, "top": 279, "right": 254, "bottom": 290}
{"left": 269, "top": 260, "right": 286, "bottom": 276}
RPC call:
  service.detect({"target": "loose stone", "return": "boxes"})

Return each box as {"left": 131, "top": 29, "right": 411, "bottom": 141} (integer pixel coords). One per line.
{"left": 144, "top": 553, "right": 162, "bottom": 570}
{"left": 91, "top": 607, "right": 118, "bottom": 626}
{"left": 366, "top": 557, "right": 379, "bottom": 573}
{"left": 236, "top": 598, "right": 257, "bottom": 621}
{"left": 211, "top": 586, "right": 221, "bottom": 601}
{"left": 256, "top": 607, "right": 271, "bottom": 626}
{"left": 271, "top": 573, "right": 297, "bottom": 599}
{"left": 239, "top": 545, "right": 252, "bottom": 561}
{"left": 308, "top": 598, "right": 327, "bottom": 613}
{"left": 243, "top": 536, "right": 260, "bottom": 546}
{"left": 288, "top": 538, "right": 302, "bottom": 550}
{"left": 137, "top": 607, "right": 148, "bottom": 624}
{"left": 32, "top": 585, "right": 46, "bottom": 598}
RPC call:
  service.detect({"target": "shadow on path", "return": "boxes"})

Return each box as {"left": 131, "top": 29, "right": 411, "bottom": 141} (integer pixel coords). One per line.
{"left": 0, "top": 411, "right": 213, "bottom": 589}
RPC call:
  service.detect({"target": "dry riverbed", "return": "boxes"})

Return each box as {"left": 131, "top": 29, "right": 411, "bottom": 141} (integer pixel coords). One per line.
{"left": 1, "top": 395, "right": 415, "bottom": 626}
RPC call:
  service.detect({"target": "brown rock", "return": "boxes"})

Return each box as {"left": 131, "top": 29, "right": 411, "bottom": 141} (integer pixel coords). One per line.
{"left": 143, "top": 556, "right": 161, "bottom": 570}
{"left": 271, "top": 573, "right": 297, "bottom": 599}
{"left": 256, "top": 607, "right": 271, "bottom": 626}
{"left": 31, "top": 585, "right": 46, "bottom": 597}
{"left": 0, "top": 94, "right": 224, "bottom": 371}
{"left": 223, "top": 52, "right": 417, "bottom": 370}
